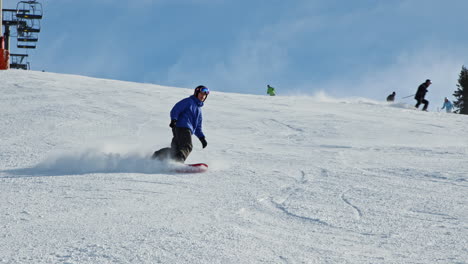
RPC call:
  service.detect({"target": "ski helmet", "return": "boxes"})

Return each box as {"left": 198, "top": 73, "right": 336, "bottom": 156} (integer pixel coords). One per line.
{"left": 194, "top": 85, "right": 210, "bottom": 101}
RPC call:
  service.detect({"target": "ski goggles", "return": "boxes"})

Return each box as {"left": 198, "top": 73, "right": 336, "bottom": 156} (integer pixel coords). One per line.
{"left": 200, "top": 87, "right": 210, "bottom": 94}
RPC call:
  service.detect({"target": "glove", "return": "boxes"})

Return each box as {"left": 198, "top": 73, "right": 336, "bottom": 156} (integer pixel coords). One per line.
{"left": 199, "top": 137, "right": 207, "bottom": 149}
{"left": 169, "top": 120, "right": 177, "bottom": 128}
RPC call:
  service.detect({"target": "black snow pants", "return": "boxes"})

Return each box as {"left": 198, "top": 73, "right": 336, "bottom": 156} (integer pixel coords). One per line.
{"left": 415, "top": 97, "right": 429, "bottom": 111}
{"left": 152, "top": 127, "right": 193, "bottom": 163}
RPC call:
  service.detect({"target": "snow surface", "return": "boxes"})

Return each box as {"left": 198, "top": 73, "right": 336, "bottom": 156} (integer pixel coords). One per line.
{"left": 0, "top": 70, "right": 467, "bottom": 264}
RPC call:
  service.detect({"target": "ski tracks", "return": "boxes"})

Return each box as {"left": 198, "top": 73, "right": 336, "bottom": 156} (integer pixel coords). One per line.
{"left": 265, "top": 169, "right": 335, "bottom": 227}
{"left": 340, "top": 189, "right": 363, "bottom": 220}
{"left": 260, "top": 168, "right": 371, "bottom": 233}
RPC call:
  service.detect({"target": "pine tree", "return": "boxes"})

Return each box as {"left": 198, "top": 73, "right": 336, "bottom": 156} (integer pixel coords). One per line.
{"left": 453, "top": 66, "right": 468, "bottom": 115}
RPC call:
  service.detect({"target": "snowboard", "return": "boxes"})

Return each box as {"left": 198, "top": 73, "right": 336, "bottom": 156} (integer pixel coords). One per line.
{"left": 175, "top": 163, "right": 208, "bottom": 173}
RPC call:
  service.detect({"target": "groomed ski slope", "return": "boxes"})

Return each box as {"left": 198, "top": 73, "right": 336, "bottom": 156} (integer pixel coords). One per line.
{"left": 0, "top": 70, "right": 466, "bottom": 264}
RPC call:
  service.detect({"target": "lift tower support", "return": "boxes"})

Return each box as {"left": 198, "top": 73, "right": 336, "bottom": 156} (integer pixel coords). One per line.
{"left": 1, "top": 0, "right": 10, "bottom": 70}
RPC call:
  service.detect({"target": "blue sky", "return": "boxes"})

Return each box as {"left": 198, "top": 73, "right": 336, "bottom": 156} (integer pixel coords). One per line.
{"left": 5, "top": 0, "right": 468, "bottom": 106}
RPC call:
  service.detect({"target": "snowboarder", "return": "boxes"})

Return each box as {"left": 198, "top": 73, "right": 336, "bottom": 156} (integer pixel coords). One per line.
{"left": 386, "top": 91, "right": 396, "bottom": 102}
{"left": 152, "top": 85, "right": 209, "bottom": 163}
{"left": 415, "top": 79, "right": 431, "bottom": 111}
{"left": 441, "top": 97, "right": 454, "bottom": 113}
{"left": 267, "top": 85, "right": 276, "bottom": 96}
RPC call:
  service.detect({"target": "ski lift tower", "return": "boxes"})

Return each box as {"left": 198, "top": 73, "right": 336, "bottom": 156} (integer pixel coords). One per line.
{"left": 0, "top": 0, "right": 10, "bottom": 70}
{"left": 1, "top": 0, "right": 43, "bottom": 70}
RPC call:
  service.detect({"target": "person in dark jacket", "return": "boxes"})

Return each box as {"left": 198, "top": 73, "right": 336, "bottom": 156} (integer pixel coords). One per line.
{"left": 386, "top": 91, "right": 396, "bottom": 102}
{"left": 415, "top": 79, "right": 431, "bottom": 111}
{"left": 152, "top": 85, "right": 209, "bottom": 163}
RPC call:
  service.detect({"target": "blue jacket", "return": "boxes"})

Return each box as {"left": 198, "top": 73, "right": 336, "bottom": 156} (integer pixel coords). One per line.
{"left": 441, "top": 100, "right": 453, "bottom": 112}
{"left": 170, "top": 95, "right": 205, "bottom": 138}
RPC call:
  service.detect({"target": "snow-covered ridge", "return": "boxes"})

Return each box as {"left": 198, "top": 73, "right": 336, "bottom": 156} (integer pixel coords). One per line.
{"left": 0, "top": 70, "right": 466, "bottom": 263}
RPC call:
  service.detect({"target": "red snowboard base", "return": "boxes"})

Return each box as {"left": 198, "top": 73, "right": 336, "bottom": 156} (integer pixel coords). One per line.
{"left": 175, "top": 163, "right": 208, "bottom": 173}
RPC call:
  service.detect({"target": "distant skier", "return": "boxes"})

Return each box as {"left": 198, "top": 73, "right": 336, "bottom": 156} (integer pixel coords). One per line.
{"left": 152, "top": 85, "right": 209, "bottom": 163}
{"left": 415, "top": 79, "right": 431, "bottom": 111}
{"left": 386, "top": 91, "right": 396, "bottom": 102}
{"left": 441, "top": 97, "right": 454, "bottom": 113}
{"left": 267, "top": 85, "right": 276, "bottom": 96}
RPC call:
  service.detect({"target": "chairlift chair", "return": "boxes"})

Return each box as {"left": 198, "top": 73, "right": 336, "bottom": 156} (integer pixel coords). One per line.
{"left": 16, "top": 19, "right": 41, "bottom": 33}
{"left": 17, "top": 30, "right": 39, "bottom": 42}
{"left": 17, "top": 36, "right": 39, "bottom": 42}
{"left": 17, "top": 29, "right": 38, "bottom": 49}
{"left": 16, "top": 1, "right": 42, "bottom": 34}
{"left": 16, "top": 1, "right": 43, "bottom": 20}
{"left": 10, "top": 54, "right": 30, "bottom": 70}
{"left": 17, "top": 44, "right": 36, "bottom": 49}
